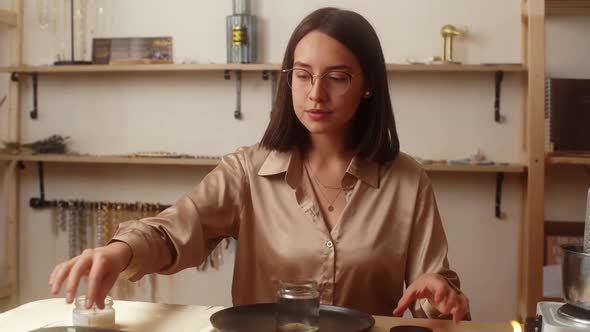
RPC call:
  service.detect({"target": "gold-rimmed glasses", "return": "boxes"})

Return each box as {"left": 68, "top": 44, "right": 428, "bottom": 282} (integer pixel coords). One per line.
{"left": 282, "top": 68, "right": 356, "bottom": 96}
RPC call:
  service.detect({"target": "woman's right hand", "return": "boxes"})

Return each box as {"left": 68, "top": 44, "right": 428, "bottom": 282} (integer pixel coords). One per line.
{"left": 48, "top": 241, "right": 132, "bottom": 309}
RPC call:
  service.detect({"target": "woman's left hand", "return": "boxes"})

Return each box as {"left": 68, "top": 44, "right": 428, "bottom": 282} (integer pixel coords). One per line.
{"left": 392, "top": 273, "right": 470, "bottom": 323}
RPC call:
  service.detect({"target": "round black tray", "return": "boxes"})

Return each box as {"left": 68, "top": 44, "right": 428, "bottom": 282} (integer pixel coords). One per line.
{"left": 210, "top": 303, "right": 375, "bottom": 332}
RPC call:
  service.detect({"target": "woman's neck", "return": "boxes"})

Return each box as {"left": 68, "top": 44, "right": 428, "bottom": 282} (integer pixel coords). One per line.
{"left": 306, "top": 133, "right": 354, "bottom": 167}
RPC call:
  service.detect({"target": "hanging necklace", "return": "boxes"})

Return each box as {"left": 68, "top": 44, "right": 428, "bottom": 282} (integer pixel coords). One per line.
{"left": 305, "top": 159, "right": 343, "bottom": 212}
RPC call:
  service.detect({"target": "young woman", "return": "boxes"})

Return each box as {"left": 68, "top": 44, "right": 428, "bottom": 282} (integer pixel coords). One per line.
{"left": 49, "top": 7, "right": 470, "bottom": 322}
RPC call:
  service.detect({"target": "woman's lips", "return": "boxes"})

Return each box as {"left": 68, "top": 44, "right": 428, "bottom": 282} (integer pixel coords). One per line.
{"left": 306, "top": 109, "right": 332, "bottom": 120}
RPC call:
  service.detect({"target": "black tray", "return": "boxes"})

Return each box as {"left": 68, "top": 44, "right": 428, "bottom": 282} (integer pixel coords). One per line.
{"left": 210, "top": 303, "right": 375, "bottom": 332}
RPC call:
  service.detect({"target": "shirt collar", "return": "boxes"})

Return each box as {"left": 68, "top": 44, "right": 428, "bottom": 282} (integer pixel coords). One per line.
{"left": 346, "top": 156, "right": 380, "bottom": 188}
{"left": 257, "top": 148, "right": 303, "bottom": 189}
{"left": 258, "top": 149, "right": 380, "bottom": 189}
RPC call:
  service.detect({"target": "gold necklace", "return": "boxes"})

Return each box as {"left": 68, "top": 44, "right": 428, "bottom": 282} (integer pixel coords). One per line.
{"left": 305, "top": 160, "right": 343, "bottom": 212}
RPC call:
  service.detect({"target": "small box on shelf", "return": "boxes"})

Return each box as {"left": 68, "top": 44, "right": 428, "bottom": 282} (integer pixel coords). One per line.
{"left": 92, "top": 37, "right": 173, "bottom": 65}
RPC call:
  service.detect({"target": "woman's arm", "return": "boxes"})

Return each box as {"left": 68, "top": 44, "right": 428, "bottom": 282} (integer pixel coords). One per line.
{"left": 49, "top": 148, "right": 249, "bottom": 308}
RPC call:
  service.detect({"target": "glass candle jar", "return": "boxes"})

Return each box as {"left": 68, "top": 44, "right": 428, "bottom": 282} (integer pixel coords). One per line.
{"left": 72, "top": 295, "right": 116, "bottom": 328}
{"left": 276, "top": 280, "right": 320, "bottom": 332}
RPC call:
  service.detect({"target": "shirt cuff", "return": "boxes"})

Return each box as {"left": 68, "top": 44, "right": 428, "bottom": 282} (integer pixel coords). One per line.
{"left": 108, "top": 228, "right": 151, "bottom": 281}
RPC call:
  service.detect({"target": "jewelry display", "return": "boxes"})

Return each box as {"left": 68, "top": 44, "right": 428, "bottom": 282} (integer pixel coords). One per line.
{"left": 67, "top": 201, "right": 77, "bottom": 258}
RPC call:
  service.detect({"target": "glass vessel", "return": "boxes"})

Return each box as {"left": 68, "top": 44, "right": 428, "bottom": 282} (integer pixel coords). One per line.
{"left": 276, "top": 280, "right": 320, "bottom": 332}
{"left": 72, "top": 295, "right": 115, "bottom": 328}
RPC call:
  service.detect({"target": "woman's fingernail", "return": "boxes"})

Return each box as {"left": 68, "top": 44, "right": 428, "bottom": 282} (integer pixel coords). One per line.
{"left": 86, "top": 298, "right": 92, "bottom": 308}
{"left": 66, "top": 292, "right": 72, "bottom": 303}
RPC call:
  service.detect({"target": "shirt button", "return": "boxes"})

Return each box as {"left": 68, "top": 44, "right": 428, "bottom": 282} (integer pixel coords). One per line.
{"left": 326, "top": 241, "right": 333, "bottom": 248}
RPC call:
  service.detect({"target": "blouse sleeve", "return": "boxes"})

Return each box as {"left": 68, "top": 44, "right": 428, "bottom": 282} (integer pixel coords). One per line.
{"left": 109, "top": 150, "right": 248, "bottom": 281}
{"left": 404, "top": 171, "right": 465, "bottom": 319}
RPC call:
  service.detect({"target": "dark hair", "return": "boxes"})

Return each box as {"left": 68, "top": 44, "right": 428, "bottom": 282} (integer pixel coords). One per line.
{"left": 260, "top": 7, "right": 399, "bottom": 163}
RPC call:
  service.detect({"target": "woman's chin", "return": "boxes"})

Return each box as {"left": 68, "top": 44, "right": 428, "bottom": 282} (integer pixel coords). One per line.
{"left": 303, "top": 123, "right": 332, "bottom": 134}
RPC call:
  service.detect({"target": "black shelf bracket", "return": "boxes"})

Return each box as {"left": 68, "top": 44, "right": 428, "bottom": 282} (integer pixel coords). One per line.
{"left": 494, "top": 71, "right": 505, "bottom": 123}
{"left": 29, "top": 161, "right": 47, "bottom": 209}
{"left": 231, "top": 70, "right": 242, "bottom": 120}
{"left": 10, "top": 72, "right": 19, "bottom": 82}
{"left": 262, "top": 70, "right": 269, "bottom": 80}
{"left": 30, "top": 73, "right": 39, "bottom": 120}
{"left": 223, "top": 70, "right": 243, "bottom": 119}
{"left": 495, "top": 172, "right": 506, "bottom": 219}
{"left": 234, "top": 70, "right": 242, "bottom": 119}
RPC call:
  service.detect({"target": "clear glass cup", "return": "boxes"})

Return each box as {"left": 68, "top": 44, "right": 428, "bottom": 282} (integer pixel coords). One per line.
{"left": 276, "top": 280, "right": 320, "bottom": 332}
{"left": 72, "top": 295, "right": 115, "bottom": 328}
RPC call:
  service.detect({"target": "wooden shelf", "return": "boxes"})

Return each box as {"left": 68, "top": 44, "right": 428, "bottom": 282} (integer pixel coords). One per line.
{"left": 547, "top": 153, "right": 590, "bottom": 166}
{"left": 0, "top": 153, "right": 525, "bottom": 173}
{"left": 385, "top": 63, "right": 525, "bottom": 72}
{"left": 0, "top": 153, "right": 220, "bottom": 167}
{"left": 0, "top": 63, "right": 281, "bottom": 74}
{"left": 546, "top": 0, "right": 590, "bottom": 15}
{"left": 422, "top": 163, "right": 526, "bottom": 173}
{"left": 0, "top": 9, "right": 17, "bottom": 27}
{"left": 0, "top": 63, "right": 526, "bottom": 75}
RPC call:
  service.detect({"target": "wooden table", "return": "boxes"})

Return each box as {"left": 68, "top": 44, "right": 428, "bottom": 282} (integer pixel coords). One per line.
{"left": 0, "top": 298, "right": 519, "bottom": 332}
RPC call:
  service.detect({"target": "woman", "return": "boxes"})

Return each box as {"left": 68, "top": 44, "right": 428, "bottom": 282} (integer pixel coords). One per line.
{"left": 49, "top": 7, "right": 470, "bottom": 322}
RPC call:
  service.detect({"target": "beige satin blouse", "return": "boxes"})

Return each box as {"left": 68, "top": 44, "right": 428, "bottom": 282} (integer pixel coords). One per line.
{"left": 111, "top": 144, "right": 463, "bottom": 317}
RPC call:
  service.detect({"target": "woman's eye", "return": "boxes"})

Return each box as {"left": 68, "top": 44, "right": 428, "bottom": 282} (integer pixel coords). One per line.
{"left": 327, "top": 73, "right": 348, "bottom": 82}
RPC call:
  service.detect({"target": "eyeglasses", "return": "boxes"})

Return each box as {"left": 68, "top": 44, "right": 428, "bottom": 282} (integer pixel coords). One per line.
{"left": 282, "top": 68, "right": 356, "bottom": 96}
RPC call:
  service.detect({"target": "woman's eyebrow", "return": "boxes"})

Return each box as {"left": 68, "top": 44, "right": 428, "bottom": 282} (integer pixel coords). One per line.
{"left": 293, "top": 61, "right": 353, "bottom": 71}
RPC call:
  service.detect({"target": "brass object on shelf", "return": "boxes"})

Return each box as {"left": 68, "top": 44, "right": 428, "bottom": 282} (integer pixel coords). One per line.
{"left": 441, "top": 24, "right": 466, "bottom": 63}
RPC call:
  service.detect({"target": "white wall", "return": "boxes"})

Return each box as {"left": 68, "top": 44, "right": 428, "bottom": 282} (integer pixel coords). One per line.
{"left": 0, "top": 0, "right": 531, "bottom": 321}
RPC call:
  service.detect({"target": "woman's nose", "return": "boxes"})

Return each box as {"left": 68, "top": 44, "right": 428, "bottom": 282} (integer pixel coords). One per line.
{"left": 307, "top": 77, "right": 328, "bottom": 102}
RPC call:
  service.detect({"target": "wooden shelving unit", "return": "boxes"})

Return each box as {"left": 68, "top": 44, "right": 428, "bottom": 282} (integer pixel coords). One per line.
{"left": 0, "top": 63, "right": 526, "bottom": 75}
{"left": 0, "top": 9, "right": 17, "bottom": 27}
{"left": 547, "top": 153, "right": 590, "bottom": 166}
{"left": 0, "top": 153, "right": 525, "bottom": 173}
{"left": 0, "top": 0, "right": 545, "bottom": 320}
{"left": 546, "top": 0, "right": 590, "bottom": 15}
